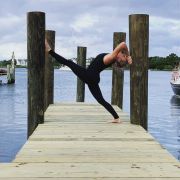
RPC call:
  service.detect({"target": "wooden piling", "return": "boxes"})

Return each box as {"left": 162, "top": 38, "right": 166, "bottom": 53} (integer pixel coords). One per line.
{"left": 7, "top": 65, "right": 11, "bottom": 83}
{"left": 7, "top": 52, "right": 16, "bottom": 84}
{"left": 111, "top": 32, "right": 126, "bottom": 108}
{"left": 76, "top": 46, "right": 87, "bottom": 102}
{"left": 7, "top": 66, "right": 15, "bottom": 84}
{"left": 44, "top": 30, "right": 55, "bottom": 111}
{"left": 27, "top": 11, "right": 45, "bottom": 137}
{"left": 129, "top": 14, "right": 149, "bottom": 130}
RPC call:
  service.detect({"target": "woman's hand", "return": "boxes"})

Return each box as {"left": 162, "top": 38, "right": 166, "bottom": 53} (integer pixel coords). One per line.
{"left": 45, "top": 39, "right": 52, "bottom": 52}
{"left": 115, "top": 55, "right": 132, "bottom": 68}
{"left": 127, "top": 56, "right": 132, "bottom": 64}
{"left": 117, "top": 51, "right": 127, "bottom": 62}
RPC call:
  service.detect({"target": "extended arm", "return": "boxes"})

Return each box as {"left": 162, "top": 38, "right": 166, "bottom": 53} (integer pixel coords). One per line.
{"left": 103, "top": 42, "right": 130, "bottom": 65}
{"left": 112, "top": 42, "right": 129, "bottom": 58}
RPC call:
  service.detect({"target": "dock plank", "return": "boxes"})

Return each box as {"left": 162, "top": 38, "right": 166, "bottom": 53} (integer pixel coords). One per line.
{"left": 0, "top": 162, "right": 180, "bottom": 178}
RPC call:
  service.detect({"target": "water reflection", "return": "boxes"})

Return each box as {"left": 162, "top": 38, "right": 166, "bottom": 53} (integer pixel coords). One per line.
{"left": 170, "top": 95, "right": 180, "bottom": 106}
{"left": 0, "top": 84, "right": 16, "bottom": 161}
{"left": 0, "top": 70, "right": 27, "bottom": 162}
{"left": 170, "top": 95, "right": 180, "bottom": 161}
{"left": 170, "top": 95, "right": 180, "bottom": 117}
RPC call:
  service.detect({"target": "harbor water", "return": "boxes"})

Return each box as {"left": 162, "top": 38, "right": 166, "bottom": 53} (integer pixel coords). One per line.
{"left": 0, "top": 68, "right": 180, "bottom": 162}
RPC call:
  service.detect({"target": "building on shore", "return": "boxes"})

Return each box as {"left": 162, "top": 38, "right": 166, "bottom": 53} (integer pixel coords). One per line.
{"left": 16, "top": 59, "right": 27, "bottom": 66}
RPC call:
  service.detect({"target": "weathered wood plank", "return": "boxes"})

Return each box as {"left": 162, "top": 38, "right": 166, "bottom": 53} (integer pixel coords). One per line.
{"left": 14, "top": 144, "right": 177, "bottom": 163}
{"left": 14, "top": 155, "right": 177, "bottom": 163}
{"left": 1, "top": 178, "right": 180, "bottom": 180}
{"left": 30, "top": 132, "right": 154, "bottom": 137}
{"left": 29, "top": 132, "right": 154, "bottom": 140}
{"left": 20, "top": 140, "right": 161, "bottom": 148}
{"left": 36, "top": 123, "right": 143, "bottom": 130}
{"left": 0, "top": 163, "right": 180, "bottom": 178}
{"left": 15, "top": 144, "right": 165, "bottom": 155}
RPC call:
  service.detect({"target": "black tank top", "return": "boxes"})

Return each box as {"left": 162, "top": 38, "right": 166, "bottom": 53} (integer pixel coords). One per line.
{"left": 88, "top": 53, "right": 113, "bottom": 73}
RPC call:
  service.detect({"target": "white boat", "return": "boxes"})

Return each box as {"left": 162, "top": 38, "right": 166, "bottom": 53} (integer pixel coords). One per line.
{"left": 170, "top": 64, "right": 180, "bottom": 96}
{"left": 59, "top": 58, "right": 91, "bottom": 71}
{"left": 59, "top": 65, "right": 72, "bottom": 71}
{"left": 0, "top": 68, "right": 7, "bottom": 75}
{"left": 59, "top": 59, "right": 77, "bottom": 71}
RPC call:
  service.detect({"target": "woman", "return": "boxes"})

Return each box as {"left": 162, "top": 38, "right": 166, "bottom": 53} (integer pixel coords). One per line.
{"left": 45, "top": 40, "right": 132, "bottom": 123}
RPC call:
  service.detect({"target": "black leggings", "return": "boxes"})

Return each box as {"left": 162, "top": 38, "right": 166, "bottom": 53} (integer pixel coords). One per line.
{"left": 50, "top": 51, "right": 119, "bottom": 119}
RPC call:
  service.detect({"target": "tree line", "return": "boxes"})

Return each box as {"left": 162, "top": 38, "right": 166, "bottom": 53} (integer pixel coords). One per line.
{"left": 0, "top": 53, "right": 179, "bottom": 70}
{"left": 148, "top": 53, "right": 180, "bottom": 70}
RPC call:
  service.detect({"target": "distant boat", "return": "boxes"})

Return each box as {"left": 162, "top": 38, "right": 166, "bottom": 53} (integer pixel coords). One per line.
{"left": 59, "top": 65, "right": 72, "bottom": 71}
{"left": 59, "top": 58, "right": 91, "bottom": 71}
{"left": 59, "top": 59, "right": 76, "bottom": 71}
{"left": 170, "top": 64, "right": 180, "bottom": 96}
{"left": 0, "top": 68, "right": 7, "bottom": 75}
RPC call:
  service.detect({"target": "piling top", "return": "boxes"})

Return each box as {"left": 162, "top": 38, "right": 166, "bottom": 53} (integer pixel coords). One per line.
{"left": 113, "top": 32, "right": 126, "bottom": 35}
{"left": 129, "top": 14, "right": 149, "bottom": 20}
{"left": 27, "top": 11, "right": 45, "bottom": 15}
{"left": 46, "top": 30, "right": 56, "bottom": 33}
{"left": 129, "top": 14, "right": 149, "bottom": 16}
{"left": 77, "top": 46, "right": 87, "bottom": 49}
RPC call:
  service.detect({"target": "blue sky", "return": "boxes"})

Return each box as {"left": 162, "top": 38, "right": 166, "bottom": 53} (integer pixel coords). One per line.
{"left": 0, "top": 0, "right": 179, "bottom": 60}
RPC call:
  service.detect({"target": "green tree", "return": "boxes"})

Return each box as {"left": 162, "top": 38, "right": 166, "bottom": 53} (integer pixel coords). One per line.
{"left": 149, "top": 53, "right": 180, "bottom": 70}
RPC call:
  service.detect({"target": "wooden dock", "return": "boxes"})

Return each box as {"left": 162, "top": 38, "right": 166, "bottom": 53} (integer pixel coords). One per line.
{"left": 0, "top": 73, "right": 7, "bottom": 76}
{"left": 0, "top": 103, "right": 180, "bottom": 179}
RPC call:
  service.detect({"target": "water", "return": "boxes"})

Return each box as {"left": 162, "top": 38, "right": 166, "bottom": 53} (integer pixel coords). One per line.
{"left": 0, "top": 68, "right": 180, "bottom": 162}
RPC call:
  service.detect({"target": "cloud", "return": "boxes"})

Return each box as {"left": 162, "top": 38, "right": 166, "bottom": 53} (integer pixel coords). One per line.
{"left": 0, "top": 0, "right": 179, "bottom": 60}
{"left": 0, "top": 13, "right": 26, "bottom": 59}
{"left": 149, "top": 16, "right": 180, "bottom": 56}
{"left": 0, "top": 14, "right": 25, "bottom": 35}
{"left": 0, "top": 14, "right": 21, "bottom": 28}
{"left": 71, "top": 13, "right": 99, "bottom": 33}
{"left": 0, "top": 42, "right": 26, "bottom": 60}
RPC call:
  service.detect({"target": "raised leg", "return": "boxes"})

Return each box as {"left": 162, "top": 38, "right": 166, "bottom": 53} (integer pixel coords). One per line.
{"left": 49, "top": 51, "right": 89, "bottom": 83}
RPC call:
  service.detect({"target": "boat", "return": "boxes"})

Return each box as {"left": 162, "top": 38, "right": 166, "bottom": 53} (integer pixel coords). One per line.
{"left": 170, "top": 64, "right": 180, "bottom": 96}
{"left": 0, "top": 52, "right": 16, "bottom": 76}
{"left": 59, "top": 58, "right": 91, "bottom": 71}
{"left": 0, "top": 68, "right": 7, "bottom": 76}
{"left": 59, "top": 65, "right": 72, "bottom": 71}
{"left": 59, "top": 59, "right": 77, "bottom": 71}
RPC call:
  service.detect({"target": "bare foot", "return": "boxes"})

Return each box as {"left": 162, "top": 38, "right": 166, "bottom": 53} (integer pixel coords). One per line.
{"left": 108, "top": 118, "right": 122, "bottom": 123}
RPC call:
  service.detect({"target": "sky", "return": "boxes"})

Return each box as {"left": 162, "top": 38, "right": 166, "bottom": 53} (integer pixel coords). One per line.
{"left": 0, "top": 0, "right": 179, "bottom": 60}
